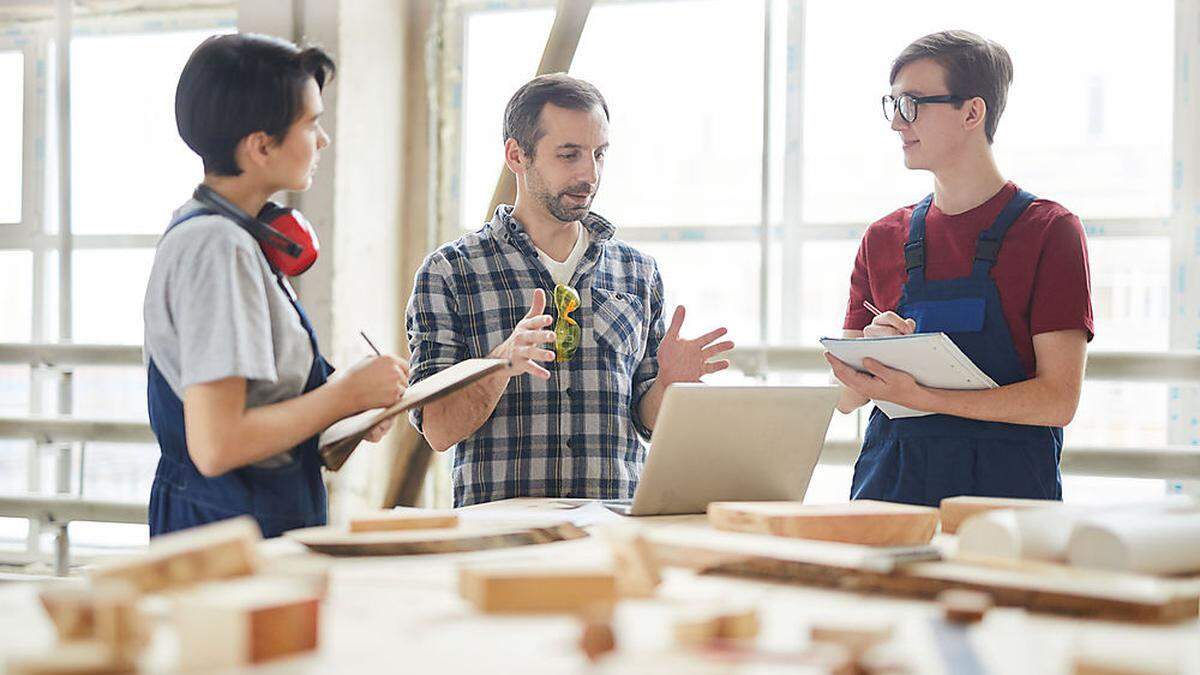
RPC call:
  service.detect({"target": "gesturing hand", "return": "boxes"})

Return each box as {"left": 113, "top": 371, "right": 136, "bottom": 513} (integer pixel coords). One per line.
{"left": 489, "top": 288, "right": 557, "bottom": 381}
{"left": 655, "top": 306, "right": 735, "bottom": 386}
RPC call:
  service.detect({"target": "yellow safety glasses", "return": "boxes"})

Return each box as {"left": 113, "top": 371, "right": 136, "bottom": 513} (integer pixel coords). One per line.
{"left": 553, "top": 284, "right": 581, "bottom": 362}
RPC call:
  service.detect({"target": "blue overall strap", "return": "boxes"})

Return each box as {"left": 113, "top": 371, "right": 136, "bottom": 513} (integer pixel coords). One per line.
{"left": 165, "top": 208, "right": 216, "bottom": 233}
{"left": 971, "top": 189, "right": 1036, "bottom": 277}
{"left": 904, "top": 194, "right": 935, "bottom": 284}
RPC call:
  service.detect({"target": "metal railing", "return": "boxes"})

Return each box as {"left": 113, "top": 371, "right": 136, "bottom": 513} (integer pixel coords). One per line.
{"left": 2, "top": 342, "right": 1200, "bottom": 573}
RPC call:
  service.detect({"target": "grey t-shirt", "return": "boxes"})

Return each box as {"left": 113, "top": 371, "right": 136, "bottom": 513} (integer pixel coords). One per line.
{"left": 143, "top": 199, "right": 317, "bottom": 467}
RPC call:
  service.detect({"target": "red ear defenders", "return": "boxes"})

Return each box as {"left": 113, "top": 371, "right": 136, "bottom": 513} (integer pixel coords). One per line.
{"left": 193, "top": 185, "right": 320, "bottom": 277}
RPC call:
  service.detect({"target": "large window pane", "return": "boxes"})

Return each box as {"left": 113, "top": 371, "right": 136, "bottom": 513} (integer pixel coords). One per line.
{"left": 802, "top": 0, "right": 1172, "bottom": 223}
{"left": 0, "top": 250, "right": 33, "bottom": 342}
{"left": 458, "top": 1, "right": 768, "bottom": 230}
{"left": 0, "top": 51, "right": 22, "bottom": 224}
{"left": 70, "top": 29, "right": 229, "bottom": 235}
{"left": 573, "top": 0, "right": 764, "bottom": 227}
{"left": 638, "top": 241, "right": 760, "bottom": 348}
{"left": 0, "top": 440, "right": 29, "bottom": 495}
{"left": 72, "top": 249, "right": 155, "bottom": 344}
{"left": 73, "top": 366, "right": 147, "bottom": 421}
{"left": 459, "top": 7, "right": 555, "bottom": 230}
{"left": 0, "top": 366, "right": 30, "bottom": 416}
{"left": 1089, "top": 238, "right": 1168, "bottom": 351}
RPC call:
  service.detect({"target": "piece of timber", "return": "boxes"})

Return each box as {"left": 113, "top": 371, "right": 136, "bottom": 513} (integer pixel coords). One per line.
{"left": 938, "top": 496, "right": 1061, "bottom": 534}
{"left": 458, "top": 567, "right": 617, "bottom": 613}
{"left": 285, "top": 520, "right": 588, "bottom": 556}
{"left": 39, "top": 585, "right": 96, "bottom": 641}
{"left": 602, "top": 527, "right": 662, "bottom": 597}
{"left": 709, "top": 500, "right": 938, "bottom": 546}
{"left": 347, "top": 507, "right": 459, "bottom": 533}
{"left": 171, "top": 578, "right": 320, "bottom": 669}
{"left": 89, "top": 516, "right": 261, "bottom": 593}
{"left": 644, "top": 525, "right": 1200, "bottom": 623}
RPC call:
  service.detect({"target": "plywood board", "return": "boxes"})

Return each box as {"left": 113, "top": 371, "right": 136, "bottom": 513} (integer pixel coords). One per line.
{"left": 709, "top": 500, "right": 938, "bottom": 546}
{"left": 644, "top": 525, "right": 1199, "bottom": 623}
{"left": 285, "top": 520, "right": 588, "bottom": 556}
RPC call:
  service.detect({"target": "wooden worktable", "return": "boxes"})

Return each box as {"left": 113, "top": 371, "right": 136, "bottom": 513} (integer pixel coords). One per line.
{"left": 1, "top": 498, "right": 1197, "bottom": 674}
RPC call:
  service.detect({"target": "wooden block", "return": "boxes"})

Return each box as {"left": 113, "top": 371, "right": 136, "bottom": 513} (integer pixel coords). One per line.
{"left": 91, "top": 582, "right": 142, "bottom": 665}
{"left": 938, "top": 496, "right": 1059, "bottom": 534}
{"left": 578, "top": 618, "right": 616, "bottom": 661}
{"left": 287, "top": 520, "right": 587, "bottom": 556}
{"left": 810, "top": 619, "right": 895, "bottom": 657}
{"left": 606, "top": 528, "right": 661, "bottom": 598}
{"left": 458, "top": 567, "right": 617, "bottom": 613}
{"left": 172, "top": 577, "right": 320, "bottom": 669}
{"left": 90, "top": 515, "right": 261, "bottom": 594}
{"left": 673, "top": 615, "right": 721, "bottom": 646}
{"left": 938, "top": 589, "right": 993, "bottom": 624}
{"left": 348, "top": 507, "right": 458, "bottom": 533}
{"left": 717, "top": 607, "right": 761, "bottom": 640}
{"left": 708, "top": 500, "right": 938, "bottom": 547}
{"left": 5, "top": 641, "right": 133, "bottom": 675}
{"left": 39, "top": 585, "right": 96, "bottom": 642}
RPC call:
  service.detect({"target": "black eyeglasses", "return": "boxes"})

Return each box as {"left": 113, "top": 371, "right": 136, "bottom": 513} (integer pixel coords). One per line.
{"left": 882, "top": 93, "right": 969, "bottom": 123}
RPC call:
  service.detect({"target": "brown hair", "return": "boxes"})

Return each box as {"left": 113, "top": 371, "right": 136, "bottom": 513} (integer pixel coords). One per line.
{"left": 503, "top": 73, "right": 609, "bottom": 157}
{"left": 890, "top": 30, "right": 1013, "bottom": 143}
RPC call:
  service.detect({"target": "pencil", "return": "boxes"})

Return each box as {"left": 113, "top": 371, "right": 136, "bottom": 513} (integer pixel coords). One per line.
{"left": 360, "top": 331, "right": 382, "bottom": 356}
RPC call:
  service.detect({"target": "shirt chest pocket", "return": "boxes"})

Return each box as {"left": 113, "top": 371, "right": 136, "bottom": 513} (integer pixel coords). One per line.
{"left": 591, "top": 287, "right": 645, "bottom": 359}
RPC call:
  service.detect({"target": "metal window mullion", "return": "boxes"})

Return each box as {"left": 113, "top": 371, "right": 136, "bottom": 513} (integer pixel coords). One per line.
{"left": 779, "top": 0, "right": 806, "bottom": 347}
{"left": 756, "top": 0, "right": 771, "bottom": 359}
{"left": 22, "top": 28, "right": 52, "bottom": 560}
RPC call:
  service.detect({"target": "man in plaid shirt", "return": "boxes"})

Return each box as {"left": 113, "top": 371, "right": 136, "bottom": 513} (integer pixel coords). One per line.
{"left": 407, "top": 74, "right": 735, "bottom": 507}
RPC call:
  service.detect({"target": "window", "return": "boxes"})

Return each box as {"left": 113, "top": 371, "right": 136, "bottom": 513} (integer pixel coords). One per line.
{"left": 0, "top": 50, "right": 21, "bottom": 224}
{"left": 447, "top": 0, "right": 1186, "bottom": 505}
{"left": 801, "top": 0, "right": 1173, "bottom": 224}
{"left": 70, "top": 30, "right": 211, "bottom": 235}
{"left": 0, "top": 10, "right": 235, "bottom": 560}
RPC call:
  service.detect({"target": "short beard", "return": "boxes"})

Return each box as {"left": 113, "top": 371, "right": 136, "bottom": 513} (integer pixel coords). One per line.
{"left": 526, "top": 162, "right": 593, "bottom": 223}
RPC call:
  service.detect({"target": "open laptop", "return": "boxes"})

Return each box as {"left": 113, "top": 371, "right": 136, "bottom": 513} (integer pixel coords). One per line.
{"left": 602, "top": 384, "right": 840, "bottom": 516}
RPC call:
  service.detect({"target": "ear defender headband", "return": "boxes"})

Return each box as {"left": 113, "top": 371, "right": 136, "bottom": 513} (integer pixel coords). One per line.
{"left": 193, "top": 185, "right": 320, "bottom": 277}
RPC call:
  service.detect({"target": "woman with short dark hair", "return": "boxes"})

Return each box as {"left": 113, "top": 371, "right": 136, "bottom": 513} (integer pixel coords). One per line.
{"left": 143, "top": 33, "right": 408, "bottom": 537}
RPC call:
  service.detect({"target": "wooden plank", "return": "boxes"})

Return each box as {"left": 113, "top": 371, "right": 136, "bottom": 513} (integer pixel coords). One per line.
{"left": 285, "top": 520, "right": 588, "bottom": 556}
{"left": 171, "top": 578, "right": 320, "bottom": 669}
{"left": 348, "top": 507, "right": 459, "bottom": 533}
{"left": 938, "top": 496, "right": 1060, "bottom": 534}
{"left": 708, "top": 500, "right": 938, "bottom": 546}
{"left": 88, "top": 516, "right": 260, "bottom": 594}
{"left": 458, "top": 567, "right": 616, "bottom": 613}
{"left": 644, "top": 525, "right": 1200, "bottom": 623}
{"left": 38, "top": 585, "right": 96, "bottom": 642}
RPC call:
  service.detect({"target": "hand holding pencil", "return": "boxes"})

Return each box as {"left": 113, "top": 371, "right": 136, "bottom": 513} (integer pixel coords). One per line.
{"left": 862, "top": 300, "right": 917, "bottom": 338}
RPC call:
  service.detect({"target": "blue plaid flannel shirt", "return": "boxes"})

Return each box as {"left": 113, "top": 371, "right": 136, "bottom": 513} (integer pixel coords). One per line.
{"left": 406, "top": 205, "right": 665, "bottom": 507}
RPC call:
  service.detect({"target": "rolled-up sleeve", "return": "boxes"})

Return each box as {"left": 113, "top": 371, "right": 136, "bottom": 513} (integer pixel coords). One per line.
{"left": 630, "top": 260, "right": 665, "bottom": 441}
{"left": 406, "top": 251, "right": 467, "bottom": 432}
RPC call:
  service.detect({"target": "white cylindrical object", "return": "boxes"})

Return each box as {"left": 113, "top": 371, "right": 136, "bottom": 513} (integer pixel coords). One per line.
{"left": 956, "top": 509, "right": 1022, "bottom": 559}
{"left": 1068, "top": 512, "right": 1200, "bottom": 575}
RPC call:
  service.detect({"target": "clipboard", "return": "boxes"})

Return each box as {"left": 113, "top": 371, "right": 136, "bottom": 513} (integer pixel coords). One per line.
{"left": 820, "top": 333, "right": 997, "bottom": 419}
{"left": 318, "top": 358, "right": 509, "bottom": 471}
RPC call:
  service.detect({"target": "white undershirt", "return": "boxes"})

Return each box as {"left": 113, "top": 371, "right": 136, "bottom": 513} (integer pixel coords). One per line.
{"left": 535, "top": 225, "right": 588, "bottom": 286}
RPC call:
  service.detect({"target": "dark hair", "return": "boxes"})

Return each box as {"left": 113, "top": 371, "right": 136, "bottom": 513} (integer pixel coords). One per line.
{"left": 503, "top": 73, "right": 609, "bottom": 157}
{"left": 175, "top": 33, "right": 335, "bottom": 176}
{"left": 890, "top": 30, "right": 1013, "bottom": 143}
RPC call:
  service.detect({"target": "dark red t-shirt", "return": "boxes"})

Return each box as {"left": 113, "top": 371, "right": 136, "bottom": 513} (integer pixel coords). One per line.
{"left": 843, "top": 182, "right": 1094, "bottom": 378}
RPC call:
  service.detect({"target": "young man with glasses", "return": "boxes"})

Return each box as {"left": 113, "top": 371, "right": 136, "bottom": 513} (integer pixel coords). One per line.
{"left": 826, "top": 31, "right": 1094, "bottom": 506}
{"left": 407, "top": 74, "right": 734, "bottom": 507}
